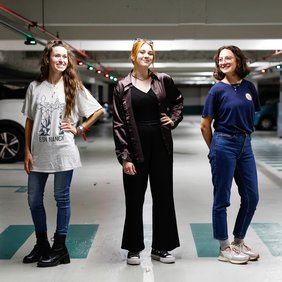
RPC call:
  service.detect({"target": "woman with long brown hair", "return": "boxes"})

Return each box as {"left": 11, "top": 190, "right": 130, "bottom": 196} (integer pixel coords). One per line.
{"left": 22, "top": 40, "right": 103, "bottom": 267}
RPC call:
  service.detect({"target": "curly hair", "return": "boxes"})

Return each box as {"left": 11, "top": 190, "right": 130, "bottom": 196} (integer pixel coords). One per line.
{"left": 37, "top": 40, "right": 84, "bottom": 117}
{"left": 213, "top": 45, "right": 250, "bottom": 80}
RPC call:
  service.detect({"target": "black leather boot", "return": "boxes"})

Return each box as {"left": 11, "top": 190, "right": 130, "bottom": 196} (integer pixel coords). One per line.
{"left": 23, "top": 232, "right": 51, "bottom": 263}
{"left": 37, "top": 233, "right": 70, "bottom": 267}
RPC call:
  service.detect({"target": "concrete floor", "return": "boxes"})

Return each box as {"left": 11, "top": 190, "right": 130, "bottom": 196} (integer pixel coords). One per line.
{"left": 0, "top": 116, "right": 282, "bottom": 282}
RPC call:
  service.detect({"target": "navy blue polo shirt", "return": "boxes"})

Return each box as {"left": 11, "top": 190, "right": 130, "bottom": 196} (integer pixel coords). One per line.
{"left": 202, "top": 79, "right": 261, "bottom": 135}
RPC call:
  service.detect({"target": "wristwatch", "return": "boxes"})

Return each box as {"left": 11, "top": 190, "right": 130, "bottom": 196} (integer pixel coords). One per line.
{"left": 77, "top": 125, "right": 84, "bottom": 135}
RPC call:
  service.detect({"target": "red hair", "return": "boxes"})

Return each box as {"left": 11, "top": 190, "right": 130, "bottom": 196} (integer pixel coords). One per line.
{"left": 130, "top": 39, "right": 155, "bottom": 65}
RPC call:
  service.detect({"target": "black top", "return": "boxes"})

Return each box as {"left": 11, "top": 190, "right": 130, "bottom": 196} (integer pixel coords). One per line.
{"left": 131, "top": 86, "right": 160, "bottom": 125}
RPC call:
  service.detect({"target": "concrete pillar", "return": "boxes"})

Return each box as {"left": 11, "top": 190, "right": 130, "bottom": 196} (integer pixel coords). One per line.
{"left": 277, "top": 71, "right": 282, "bottom": 137}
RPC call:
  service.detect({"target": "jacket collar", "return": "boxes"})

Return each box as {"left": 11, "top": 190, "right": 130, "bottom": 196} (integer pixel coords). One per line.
{"left": 121, "top": 70, "right": 160, "bottom": 92}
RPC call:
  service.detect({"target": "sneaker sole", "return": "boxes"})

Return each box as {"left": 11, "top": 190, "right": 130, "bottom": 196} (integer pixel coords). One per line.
{"left": 239, "top": 250, "right": 260, "bottom": 261}
{"left": 151, "top": 254, "right": 175, "bottom": 264}
{"left": 127, "top": 258, "right": 141, "bottom": 265}
{"left": 248, "top": 254, "right": 260, "bottom": 261}
{"left": 218, "top": 256, "right": 249, "bottom": 264}
{"left": 231, "top": 243, "right": 260, "bottom": 262}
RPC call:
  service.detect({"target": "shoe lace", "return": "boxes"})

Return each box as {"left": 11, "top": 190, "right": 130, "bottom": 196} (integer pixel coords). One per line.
{"left": 230, "top": 245, "right": 241, "bottom": 254}
{"left": 128, "top": 252, "right": 139, "bottom": 258}
{"left": 235, "top": 242, "right": 251, "bottom": 251}
{"left": 241, "top": 243, "right": 251, "bottom": 251}
{"left": 158, "top": 250, "right": 171, "bottom": 257}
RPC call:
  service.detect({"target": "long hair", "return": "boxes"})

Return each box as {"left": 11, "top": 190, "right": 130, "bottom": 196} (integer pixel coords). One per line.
{"left": 37, "top": 40, "right": 84, "bottom": 117}
{"left": 213, "top": 45, "right": 250, "bottom": 80}
{"left": 130, "top": 38, "right": 155, "bottom": 69}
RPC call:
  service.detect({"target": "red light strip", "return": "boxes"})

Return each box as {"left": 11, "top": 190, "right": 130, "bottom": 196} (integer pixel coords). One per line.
{"left": 0, "top": 4, "right": 119, "bottom": 79}
{"left": 0, "top": 4, "right": 90, "bottom": 59}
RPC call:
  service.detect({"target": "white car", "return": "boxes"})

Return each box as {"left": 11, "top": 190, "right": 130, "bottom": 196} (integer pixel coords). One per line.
{"left": 0, "top": 84, "right": 26, "bottom": 163}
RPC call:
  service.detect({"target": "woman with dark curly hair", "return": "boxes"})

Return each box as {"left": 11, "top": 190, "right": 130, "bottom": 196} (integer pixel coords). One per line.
{"left": 22, "top": 40, "right": 104, "bottom": 267}
{"left": 200, "top": 46, "right": 260, "bottom": 264}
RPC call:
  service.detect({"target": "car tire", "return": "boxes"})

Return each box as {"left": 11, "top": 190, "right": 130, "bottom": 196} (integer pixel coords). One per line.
{"left": 0, "top": 127, "right": 25, "bottom": 163}
{"left": 259, "top": 116, "right": 274, "bottom": 130}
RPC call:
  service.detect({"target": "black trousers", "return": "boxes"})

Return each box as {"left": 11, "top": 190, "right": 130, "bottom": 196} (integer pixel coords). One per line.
{"left": 121, "top": 124, "right": 180, "bottom": 252}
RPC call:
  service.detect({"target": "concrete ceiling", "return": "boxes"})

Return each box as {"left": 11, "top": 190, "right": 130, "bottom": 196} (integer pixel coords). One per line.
{"left": 1, "top": 0, "right": 282, "bottom": 85}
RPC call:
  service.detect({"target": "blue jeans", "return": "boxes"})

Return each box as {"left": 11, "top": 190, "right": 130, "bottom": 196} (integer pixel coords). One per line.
{"left": 208, "top": 132, "right": 259, "bottom": 240}
{"left": 27, "top": 170, "right": 73, "bottom": 235}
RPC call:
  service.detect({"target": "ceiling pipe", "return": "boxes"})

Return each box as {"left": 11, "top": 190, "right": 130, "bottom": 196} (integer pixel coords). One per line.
{"left": 0, "top": 4, "right": 36, "bottom": 27}
{"left": 0, "top": 4, "right": 91, "bottom": 60}
{"left": 0, "top": 15, "right": 30, "bottom": 38}
{"left": 254, "top": 50, "right": 282, "bottom": 72}
{"left": 261, "top": 50, "right": 282, "bottom": 61}
{"left": 0, "top": 4, "right": 121, "bottom": 79}
{"left": 0, "top": 14, "right": 47, "bottom": 46}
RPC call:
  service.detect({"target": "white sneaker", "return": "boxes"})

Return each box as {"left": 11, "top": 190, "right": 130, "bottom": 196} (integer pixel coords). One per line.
{"left": 127, "top": 251, "right": 141, "bottom": 265}
{"left": 218, "top": 245, "right": 249, "bottom": 264}
{"left": 231, "top": 242, "right": 260, "bottom": 261}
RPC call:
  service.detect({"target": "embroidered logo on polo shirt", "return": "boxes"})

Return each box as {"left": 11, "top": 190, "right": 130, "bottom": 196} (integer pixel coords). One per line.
{"left": 245, "top": 93, "right": 252, "bottom": 101}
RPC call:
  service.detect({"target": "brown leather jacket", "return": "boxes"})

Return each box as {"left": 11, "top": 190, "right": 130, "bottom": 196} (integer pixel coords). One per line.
{"left": 113, "top": 71, "right": 184, "bottom": 164}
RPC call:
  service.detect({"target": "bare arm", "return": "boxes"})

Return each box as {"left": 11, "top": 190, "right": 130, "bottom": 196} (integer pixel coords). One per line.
{"left": 79, "top": 108, "right": 104, "bottom": 132}
{"left": 60, "top": 108, "right": 104, "bottom": 135}
{"left": 200, "top": 116, "right": 213, "bottom": 149}
{"left": 24, "top": 117, "right": 34, "bottom": 174}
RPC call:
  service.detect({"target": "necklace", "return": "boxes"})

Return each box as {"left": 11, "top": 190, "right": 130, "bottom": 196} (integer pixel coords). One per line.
{"left": 51, "top": 84, "right": 57, "bottom": 98}
{"left": 231, "top": 83, "right": 241, "bottom": 91}
{"left": 47, "top": 80, "right": 61, "bottom": 98}
{"left": 131, "top": 73, "right": 150, "bottom": 81}
{"left": 47, "top": 77, "right": 63, "bottom": 97}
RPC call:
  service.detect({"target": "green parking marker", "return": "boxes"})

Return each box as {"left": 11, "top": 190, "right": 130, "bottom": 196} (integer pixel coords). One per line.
{"left": 16, "top": 186, "right": 28, "bottom": 193}
{"left": 251, "top": 223, "right": 282, "bottom": 256}
{"left": 0, "top": 224, "right": 98, "bottom": 260}
{"left": 0, "top": 185, "right": 23, "bottom": 189}
{"left": 67, "top": 224, "right": 99, "bottom": 259}
{"left": 190, "top": 223, "right": 219, "bottom": 257}
{"left": 0, "top": 225, "right": 34, "bottom": 259}
{"left": 0, "top": 185, "right": 28, "bottom": 192}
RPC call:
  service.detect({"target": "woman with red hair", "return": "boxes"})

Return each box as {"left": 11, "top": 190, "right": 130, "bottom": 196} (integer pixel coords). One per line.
{"left": 113, "top": 38, "right": 183, "bottom": 265}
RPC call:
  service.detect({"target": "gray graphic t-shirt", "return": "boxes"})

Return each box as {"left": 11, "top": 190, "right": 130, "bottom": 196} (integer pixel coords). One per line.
{"left": 22, "top": 80, "right": 102, "bottom": 172}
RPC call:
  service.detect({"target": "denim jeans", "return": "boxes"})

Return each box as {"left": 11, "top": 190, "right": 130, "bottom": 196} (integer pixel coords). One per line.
{"left": 208, "top": 132, "right": 259, "bottom": 240}
{"left": 27, "top": 170, "right": 73, "bottom": 235}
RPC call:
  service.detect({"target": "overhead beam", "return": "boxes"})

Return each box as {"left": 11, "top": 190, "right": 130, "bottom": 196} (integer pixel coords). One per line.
{"left": 1, "top": 39, "right": 282, "bottom": 52}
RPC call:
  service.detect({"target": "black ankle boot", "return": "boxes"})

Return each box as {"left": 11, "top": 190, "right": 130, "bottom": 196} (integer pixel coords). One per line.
{"left": 37, "top": 233, "right": 70, "bottom": 267}
{"left": 23, "top": 232, "right": 51, "bottom": 263}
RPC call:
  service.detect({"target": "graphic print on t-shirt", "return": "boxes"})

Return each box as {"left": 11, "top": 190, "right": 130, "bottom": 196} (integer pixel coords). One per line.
{"left": 37, "top": 96, "right": 65, "bottom": 142}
